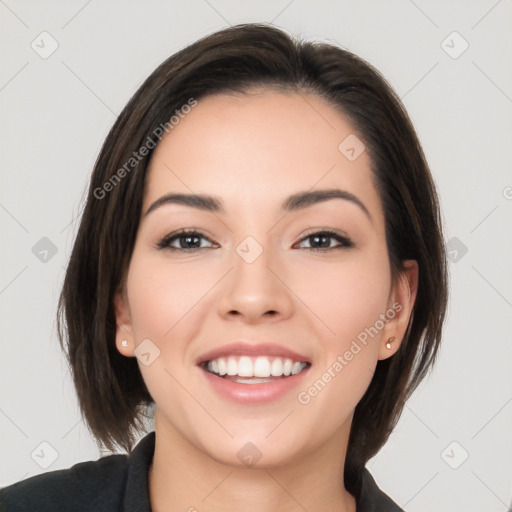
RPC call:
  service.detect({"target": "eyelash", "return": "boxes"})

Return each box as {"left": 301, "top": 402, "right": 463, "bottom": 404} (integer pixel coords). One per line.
{"left": 156, "top": 228, "right": 354, "bottom": 252}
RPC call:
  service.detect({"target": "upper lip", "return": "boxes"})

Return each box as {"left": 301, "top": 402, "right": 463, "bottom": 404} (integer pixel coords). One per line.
{"left": 196, "top": 342, "right": 311, "bottom": 366}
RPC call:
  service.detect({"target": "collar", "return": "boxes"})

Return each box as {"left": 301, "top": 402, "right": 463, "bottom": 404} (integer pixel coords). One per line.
{"left": 122, "top": 431, "right": 155, "bottom": 511}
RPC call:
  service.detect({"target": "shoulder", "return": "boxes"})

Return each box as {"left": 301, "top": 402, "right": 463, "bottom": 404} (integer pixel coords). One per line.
{"left": 0, "top": 431, "right": 156, "bottom": 512}
{"left": 0, "top": 453, "right": 128, "bottom": 512}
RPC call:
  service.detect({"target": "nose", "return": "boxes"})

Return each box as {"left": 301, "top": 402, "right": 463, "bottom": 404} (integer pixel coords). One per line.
{"left": 217, "top": 240, "right": 294, "bottom": 324}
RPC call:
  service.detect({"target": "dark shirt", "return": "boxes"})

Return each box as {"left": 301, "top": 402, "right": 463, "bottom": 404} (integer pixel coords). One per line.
{"left": 0, "top": 431, "right": 404, "bottom": 511}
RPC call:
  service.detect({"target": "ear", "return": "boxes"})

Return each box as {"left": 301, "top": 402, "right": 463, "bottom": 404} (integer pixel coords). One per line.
{"left": 378, "top": 260, "right": 419, "bottom": 360}
{"left": 113, "top": 288, "right": 135, "bottom": 358}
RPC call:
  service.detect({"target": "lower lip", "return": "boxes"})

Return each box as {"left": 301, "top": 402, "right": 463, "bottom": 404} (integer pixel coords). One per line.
{"left": 199, "top": 366, "right": 311, "bottom": 404}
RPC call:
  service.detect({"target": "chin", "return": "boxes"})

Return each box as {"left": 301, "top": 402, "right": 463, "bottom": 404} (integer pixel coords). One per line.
{"left": 198, "top": 434, "right": 308, "bottom": 470}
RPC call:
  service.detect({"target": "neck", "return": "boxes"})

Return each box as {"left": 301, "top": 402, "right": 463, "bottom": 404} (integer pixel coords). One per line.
{"left": 148, "top": 410, "right": 357, "bottom": 512}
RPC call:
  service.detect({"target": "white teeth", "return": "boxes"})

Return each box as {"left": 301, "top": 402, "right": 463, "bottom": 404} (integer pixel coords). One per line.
{"left": 206, "top": 356, "right": 308, "bottom": 378}
{"left": 217, "top": 358, "right": 227, "bottom": 375}
{"left": 238, "top": 356, "right": 253, "bottom": 377}
{"left": 253, "top": 357, "right": 271, "bottom": 377}
{"left": 227, "top": 357, "right": 238, "bottom": 376}
{"left": 270, "top": 358, "right": 283, "bottom": 376}
{"left": 291, "top": 362, "right": 303, "bottom": 375}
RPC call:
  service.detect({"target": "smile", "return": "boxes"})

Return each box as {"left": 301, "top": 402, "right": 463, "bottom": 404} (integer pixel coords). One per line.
{"left": 199, "top": 356, "right": 312, "bottom": 403}
{"left": 202, "top": 355, "right": 310, "bottom": 382}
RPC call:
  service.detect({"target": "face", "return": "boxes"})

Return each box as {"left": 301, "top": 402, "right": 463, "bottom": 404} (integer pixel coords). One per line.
{"left": 115, "top": 90, "right": 417, "bottom": 468}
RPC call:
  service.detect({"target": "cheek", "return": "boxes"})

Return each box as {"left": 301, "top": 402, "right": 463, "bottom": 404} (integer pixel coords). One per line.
{"left": 125, "top": 249, "right": 220, "bottom": 339}
{"left": 293, "top": 257, "right": 390, "bottom": 428}
{"left": 295, "top": 250, "right": 391, "bottom": 418}
{"left": 124, "top": 250, "right": 218, "bottom": 410}
{"left": 293, "top": 250, "right": 391, "bottom": 348}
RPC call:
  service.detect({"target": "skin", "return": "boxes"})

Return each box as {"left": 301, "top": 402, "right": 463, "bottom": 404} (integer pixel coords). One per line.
{"left": 114, "top": 90, "right": 418, "bottom": 512}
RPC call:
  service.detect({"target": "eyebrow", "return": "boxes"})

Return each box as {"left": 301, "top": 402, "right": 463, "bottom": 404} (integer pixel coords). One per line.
{"left": 144, "top": 188, "right": 372, "bottom": 221}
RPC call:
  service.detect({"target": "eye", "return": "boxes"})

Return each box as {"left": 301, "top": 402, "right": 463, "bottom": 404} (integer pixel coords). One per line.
{"left": 156, "top": 228, "right": 353, "bottom": 252}
{"left": 294, "top": 230, "right": 354, "bottom": 251}
{"left": 156, "top": 229, "right": 217, "bottom": 251}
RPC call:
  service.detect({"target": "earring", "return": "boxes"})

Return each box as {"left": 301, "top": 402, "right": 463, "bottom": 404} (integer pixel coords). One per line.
{"left": 385, "top": 337, "right": 396, "bottom": 350}
{"left": 121, "top": 340, "right": 128, "bottom": 347}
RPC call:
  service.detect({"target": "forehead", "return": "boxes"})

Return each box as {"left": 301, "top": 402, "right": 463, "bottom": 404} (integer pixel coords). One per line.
{"left": 144, "top": 90, "right": 384, "bottom": 226}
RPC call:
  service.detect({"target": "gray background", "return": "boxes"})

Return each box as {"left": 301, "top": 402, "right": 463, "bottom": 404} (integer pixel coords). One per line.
{"left": 1, "top": 1, "right": 511, "bottom": 511}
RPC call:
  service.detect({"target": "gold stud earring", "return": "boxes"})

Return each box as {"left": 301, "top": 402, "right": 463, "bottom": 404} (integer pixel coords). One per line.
{"left": 121, "top": 340, "right": 128, "bottom": 347}
{"left": 385, "top": 337, "right": 396, "bottom": 350}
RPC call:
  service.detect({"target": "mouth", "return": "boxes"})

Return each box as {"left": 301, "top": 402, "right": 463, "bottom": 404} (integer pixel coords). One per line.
{"left": 200, "top": 355, "right": 312, "bottom": 384}
{"left": 197, "top": 350, "right": 312, "bottom": 404}
{"left": 196, "top": 341, "right": 312, "bottom": 403}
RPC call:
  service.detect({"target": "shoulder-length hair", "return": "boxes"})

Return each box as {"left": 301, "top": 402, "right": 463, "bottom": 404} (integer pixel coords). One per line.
{"left": 57, "top": 23, "right": 448, "bottom": 485}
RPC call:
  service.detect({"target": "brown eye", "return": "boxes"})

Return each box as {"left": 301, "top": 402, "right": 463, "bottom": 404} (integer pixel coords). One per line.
{"left": 295, "top": 230, "right": 354, "bottom": 251}
{"left": 157, "top": 230, "right": 216, "bottom": 251}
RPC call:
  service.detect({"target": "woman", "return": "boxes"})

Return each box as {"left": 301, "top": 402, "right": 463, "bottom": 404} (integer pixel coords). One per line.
{"left": 0, "top": 23, "right": 448, "bottom": 511}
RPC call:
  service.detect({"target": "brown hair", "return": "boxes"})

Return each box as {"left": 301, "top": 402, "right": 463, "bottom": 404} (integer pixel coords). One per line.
{"left": 57, "top": 23, "right": 448, "bottom": 485}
